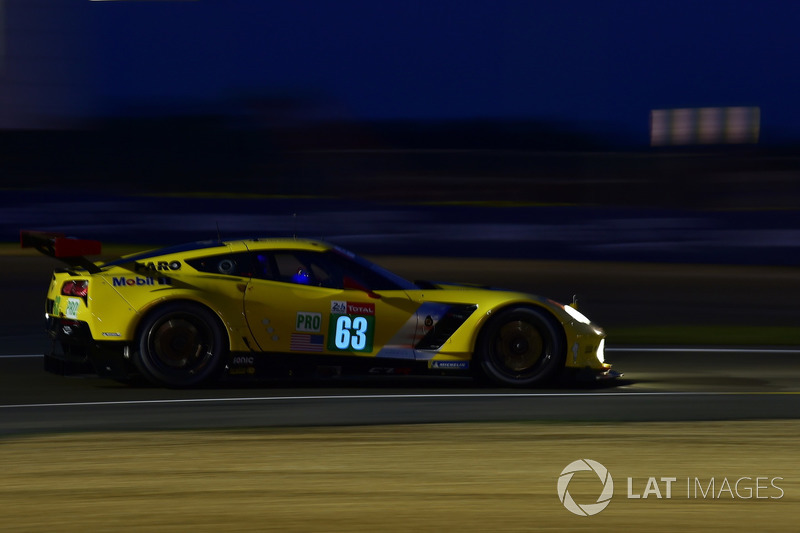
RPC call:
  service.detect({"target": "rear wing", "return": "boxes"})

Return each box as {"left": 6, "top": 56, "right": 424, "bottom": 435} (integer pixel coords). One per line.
{"left": 20, "top": 230, "right": 103, "bottom": 274}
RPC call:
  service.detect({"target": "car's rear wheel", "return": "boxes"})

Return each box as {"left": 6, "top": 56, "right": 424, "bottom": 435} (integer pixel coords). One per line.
{"left": 134, "top": 302, "right": 225, "bottom": 387}
{"left": 476, "top": 307, "right": 565, "bottom": 387}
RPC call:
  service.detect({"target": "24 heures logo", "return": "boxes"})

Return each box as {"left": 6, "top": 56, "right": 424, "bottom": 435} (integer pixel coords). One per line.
{"left": 557, "top": 459, "right": 785, "bottom": 517}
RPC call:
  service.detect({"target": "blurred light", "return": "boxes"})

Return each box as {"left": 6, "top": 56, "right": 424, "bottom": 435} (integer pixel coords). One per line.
{"left": 0, "top": 0, "right": 4, "bottom": 73}
{"left": 650, "top": 107, "right": 760, "bottom": 146}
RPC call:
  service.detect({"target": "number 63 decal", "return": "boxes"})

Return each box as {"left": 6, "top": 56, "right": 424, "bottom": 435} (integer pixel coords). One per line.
{"left": 328, "top": 314, "right": 374, "bottom": 352}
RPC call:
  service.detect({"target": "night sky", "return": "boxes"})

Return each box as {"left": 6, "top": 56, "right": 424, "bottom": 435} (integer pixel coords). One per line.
{"left": 8, "top": 1, "right": 800, "bottom": 142}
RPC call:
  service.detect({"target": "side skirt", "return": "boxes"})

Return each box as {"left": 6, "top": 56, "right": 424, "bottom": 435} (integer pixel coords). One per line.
{"left": 222, "top": 351, "right": 473, "bottom": 380}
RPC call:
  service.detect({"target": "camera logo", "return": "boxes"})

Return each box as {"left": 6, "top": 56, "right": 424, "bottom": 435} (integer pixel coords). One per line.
{"left": 557, "top": 459, "right": 614, "bottom": 516}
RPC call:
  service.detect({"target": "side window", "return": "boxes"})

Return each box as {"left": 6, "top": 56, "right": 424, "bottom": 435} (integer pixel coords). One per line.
{"left": 250, "top": 249, "right": 404, "bottom": 290}
{"left": 252, "top": 251, "right": 341, "bottom": 288}
{"left": 274, "top": 253, "right": 307, "bottom": 282}
{"left": 252, "top": 253, "right": 276, "bottom": 280}
{"left": 186, "top": 252, "right": 255, "bottom": 277}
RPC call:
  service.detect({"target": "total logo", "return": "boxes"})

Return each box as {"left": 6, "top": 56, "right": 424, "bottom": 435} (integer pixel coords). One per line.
{"left": 331, "top": 300, "right": 375, "bottom": 316}
{"left": 557, "top": 459, "right": 785, "bottom": 517}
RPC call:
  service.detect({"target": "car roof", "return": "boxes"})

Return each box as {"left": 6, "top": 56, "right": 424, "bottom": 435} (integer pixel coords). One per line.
{"left": 102, "top": 238, "right": 333, "bottom": 268}
{"left": 243, "top": 238, "right": 332, "bottom": 252}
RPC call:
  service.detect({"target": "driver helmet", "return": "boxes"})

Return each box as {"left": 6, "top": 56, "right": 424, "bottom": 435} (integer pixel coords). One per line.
{"left": 292, "top": 267, "right": 311, "bottom": 284}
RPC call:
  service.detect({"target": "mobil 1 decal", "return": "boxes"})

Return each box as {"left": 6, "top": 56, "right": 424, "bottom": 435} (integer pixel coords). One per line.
{"left": 328, "top": 301, "right": 375, "bottom": 353}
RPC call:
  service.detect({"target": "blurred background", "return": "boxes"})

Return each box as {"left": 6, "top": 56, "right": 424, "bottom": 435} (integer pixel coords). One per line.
{"left": 1, "top": 0, "right": 799, "bottom": 264}
{"left": 3, "top": 8, "right": 800, "bottom": 530}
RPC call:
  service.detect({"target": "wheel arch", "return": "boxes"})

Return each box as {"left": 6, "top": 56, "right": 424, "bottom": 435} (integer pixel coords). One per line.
{"left": 472, "top": 302, "right": 570, "bottom": 387}
{"left": 131, "top": 297, "right": 232, "bottom": 387}
{"left": 133, "top": 297, "right": 232, "bottom": 351}
{"left": 472, "top": 301, "right": 567, "bottom": 356}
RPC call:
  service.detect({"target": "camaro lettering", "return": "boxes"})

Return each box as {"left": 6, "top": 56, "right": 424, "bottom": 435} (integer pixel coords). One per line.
{"left": 135, "top": 261, "right": 181, "bottom": 272}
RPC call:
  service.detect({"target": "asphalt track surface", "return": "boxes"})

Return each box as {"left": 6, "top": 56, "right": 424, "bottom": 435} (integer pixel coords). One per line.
{"left": 2, "top": 253, "right": 800, "bottom": 436}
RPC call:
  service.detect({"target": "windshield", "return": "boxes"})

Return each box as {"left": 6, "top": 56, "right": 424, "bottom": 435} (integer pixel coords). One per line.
{"left": 330, "top": 246, "right": 419, "bottom": 291}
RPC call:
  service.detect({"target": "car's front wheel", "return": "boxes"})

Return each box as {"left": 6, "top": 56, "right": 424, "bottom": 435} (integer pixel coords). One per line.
{"left": 476, "top": 307, "right": 565, "bottom": 387}
{"left": 134, "top": 302, "right": 226, "bottom": 387}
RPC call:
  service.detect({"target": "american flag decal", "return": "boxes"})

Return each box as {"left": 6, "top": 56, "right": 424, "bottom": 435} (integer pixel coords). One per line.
{"left": 290, "top": 333, "right": 324, "bottom": 352}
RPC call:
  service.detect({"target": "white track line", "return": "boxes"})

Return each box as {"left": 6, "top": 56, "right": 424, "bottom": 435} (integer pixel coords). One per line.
{"left": 0, "top": 391, "right": 734, "bottom": 410}
{"left": 607, "top": 347, "right": 800, "bottom": 354}
{"left": 4, "top": 347, "right": 800, "bottom": 359}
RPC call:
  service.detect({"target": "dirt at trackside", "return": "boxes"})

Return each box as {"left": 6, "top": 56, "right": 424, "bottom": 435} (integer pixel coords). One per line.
{"left": 1, "top": 421, "right": 797, "bottom": 532}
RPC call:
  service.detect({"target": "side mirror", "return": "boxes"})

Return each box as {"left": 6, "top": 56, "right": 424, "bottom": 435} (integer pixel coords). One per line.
{"left": 343, "top": 276, "right": 381, "bottom": 299}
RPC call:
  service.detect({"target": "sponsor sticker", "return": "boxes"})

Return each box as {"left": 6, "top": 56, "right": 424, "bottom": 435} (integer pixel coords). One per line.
{"left": 428, "top": 360, "right": 470, "bottom": 370}
{"left": 112, "top": 276, "right": 171, "bottom": 287}
{"left": 65, "top": 297, "right": 81, "bottom": 319}
{"left": 347, "top": 302, "right": 375, "bottom": 315}
{"left": 296, "top": 312, "right": 322, "bottom": 333}
{"left": 135, "top": 260, "right": 181, "bottom": 272}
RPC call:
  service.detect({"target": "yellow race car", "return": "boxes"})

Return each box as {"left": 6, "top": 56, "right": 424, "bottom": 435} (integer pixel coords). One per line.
{"left": 22, "top": 230, "right": 613, "bottom": 387}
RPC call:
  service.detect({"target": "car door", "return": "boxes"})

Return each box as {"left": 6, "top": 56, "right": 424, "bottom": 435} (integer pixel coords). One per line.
{"left": 242, "top": 248, "right": 420, "bottom": 359}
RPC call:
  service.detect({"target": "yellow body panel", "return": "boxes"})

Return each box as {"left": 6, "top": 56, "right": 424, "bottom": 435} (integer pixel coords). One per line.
{"left": 44, "top": 238, "right": 606, "bottom": 374}
{"left": 401, "top": 288, "right": 605, "bottom": 369}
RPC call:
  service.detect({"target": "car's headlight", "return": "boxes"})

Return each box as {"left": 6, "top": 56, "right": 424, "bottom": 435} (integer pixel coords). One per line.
{"left": 596, "top": 338, "right": 605, "bottom": 364}
{"left": 563, "top": 304, "right": 592, "bottom": 325}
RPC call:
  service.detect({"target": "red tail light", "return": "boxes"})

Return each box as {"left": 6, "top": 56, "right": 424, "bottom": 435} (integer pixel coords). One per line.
{"left": 62, "top": 280, "right": 89, "bottom": 298}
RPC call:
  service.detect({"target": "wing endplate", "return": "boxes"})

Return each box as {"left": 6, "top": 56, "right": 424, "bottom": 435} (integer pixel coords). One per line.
{"left": 21, "top": 230, "right": 103, "bottom": 273}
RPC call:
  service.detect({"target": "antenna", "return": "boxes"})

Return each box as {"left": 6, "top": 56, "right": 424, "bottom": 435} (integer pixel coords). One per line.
{"left": 292, "top": 213, "right": 297, "bottom": 239}
{"left": 216, "top": 222, "right": 222, "bottom": 243}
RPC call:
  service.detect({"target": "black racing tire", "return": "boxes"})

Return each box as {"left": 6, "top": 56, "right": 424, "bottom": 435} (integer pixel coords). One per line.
{"left": 476, "top": 306, "right": 566, "bottom": 387}
{"left": 134, "top": 302, "right": 226, "bottom": 388}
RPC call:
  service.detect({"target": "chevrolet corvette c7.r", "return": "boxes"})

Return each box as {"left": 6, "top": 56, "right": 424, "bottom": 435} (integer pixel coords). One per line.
{"left": 22, "top": 230, "right": 613, "bottom": 387}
